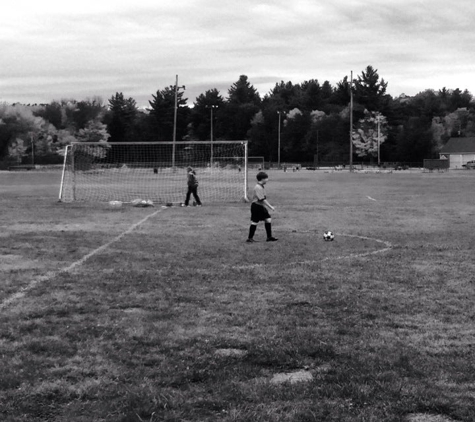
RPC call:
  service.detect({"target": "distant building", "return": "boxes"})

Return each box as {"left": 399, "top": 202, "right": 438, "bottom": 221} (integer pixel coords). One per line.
{"left": 439, "top": 137, "right": 475, "bottom": 169}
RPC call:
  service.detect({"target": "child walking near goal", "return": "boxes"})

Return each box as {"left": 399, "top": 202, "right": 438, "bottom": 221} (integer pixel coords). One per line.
{"left": 247, "top": 171, "right": 278, "bottom": 242}
{"left": 184, "top": 166, "right": 202, "bottom": 206}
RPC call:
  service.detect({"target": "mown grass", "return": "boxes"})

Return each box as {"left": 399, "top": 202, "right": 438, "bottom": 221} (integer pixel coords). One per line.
{"left": 0, "top": 170, "right": 474, "bottom": 421}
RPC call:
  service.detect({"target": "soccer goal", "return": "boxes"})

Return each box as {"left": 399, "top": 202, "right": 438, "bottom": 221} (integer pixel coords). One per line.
{"left": 59, "top": 141, "right": 248, "bottom": 203}
{"left": 248, "top": 156, "right": 265, "bottom": 170}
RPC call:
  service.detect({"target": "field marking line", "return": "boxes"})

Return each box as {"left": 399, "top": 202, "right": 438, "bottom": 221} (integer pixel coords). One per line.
{"left": 230, "top": 233, "right": 393, "bottom": 270}
{"left": 0, "top": 208, "right": 164, "bottom": 311}
{"left": 293, "top": 233, "right": 392, "bottom": 265}
{"left": 367, "top": 196, "right": 377, "bottom": 201}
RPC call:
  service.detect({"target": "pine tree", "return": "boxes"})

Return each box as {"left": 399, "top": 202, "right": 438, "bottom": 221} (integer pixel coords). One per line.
{"left": 301, "top": 79, "right": 322, "bottom": 111}
{"left": 228, "top": 75, "right": 260, "bottom": 106}
{"left": 353, "top": 65, "right": 388, "bottom": 111}
{"left": 190, "top": 89, "right": 225, "bottom": 141}
{"left": 148, "top": 86, "right": 189, "bottom": 141}
{"left": 223, "top": 75, "right": 261, "bottom": 140}
{"left": 107, "top": 93, "right": 138, "bottom": 142}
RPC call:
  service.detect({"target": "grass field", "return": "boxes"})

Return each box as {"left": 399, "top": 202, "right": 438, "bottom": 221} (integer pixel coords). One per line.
{"left": 1, "top": 170, "right": 474, "bottom": 422}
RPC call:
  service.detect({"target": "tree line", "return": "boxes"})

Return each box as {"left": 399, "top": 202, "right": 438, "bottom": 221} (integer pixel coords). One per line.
{"left": 1, "top": 65, "right": 474, "bottom": 167}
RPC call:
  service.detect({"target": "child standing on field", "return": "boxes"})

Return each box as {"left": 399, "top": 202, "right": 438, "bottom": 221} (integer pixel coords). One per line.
{"left": 247, "top": 171, "right": 278, "bottom": 242}
{"left": 184, "top": 166, "right": 202, "bottom": 206}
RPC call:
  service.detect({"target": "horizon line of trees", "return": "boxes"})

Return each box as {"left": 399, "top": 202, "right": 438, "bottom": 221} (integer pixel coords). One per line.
{"left": 1, "top": 65, "right": 474, "bottom": 167}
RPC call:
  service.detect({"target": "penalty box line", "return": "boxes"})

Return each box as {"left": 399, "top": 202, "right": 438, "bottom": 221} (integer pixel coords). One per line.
{"left": 0, "top": 208, "right": 164, "bottom": 311}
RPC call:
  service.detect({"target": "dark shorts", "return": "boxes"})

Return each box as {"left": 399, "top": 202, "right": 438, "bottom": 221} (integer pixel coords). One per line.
{"left": 250, "top": 202, "right": 271, "bottom": 223}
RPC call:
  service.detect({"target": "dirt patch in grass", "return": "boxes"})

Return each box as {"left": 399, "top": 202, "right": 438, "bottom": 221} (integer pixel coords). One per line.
{"left": 270, "top": 369, "right": 314, "bottom": 384}
{"left": 214, "top": 348, "right": 248, "bottom": 358}
{"left": 122, "top": 307, "right": 147, "bottom": 314}
{"left": 0, "top": 254, "right": 44, "bottom": 271}
{"left": 406, "top": 414, "right": 457, "bottom": 422}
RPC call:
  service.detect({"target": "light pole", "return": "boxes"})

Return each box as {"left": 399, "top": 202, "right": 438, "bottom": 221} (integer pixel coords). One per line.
{"left": 207, "top": 105, "right": 218, "bottom": 167}
{"left": 316, "top": 130, "right": 319, "bottom": 168}
{"left": 277, "top": 111, "right": 282, "bottom": 169}
{"left": 375, "top": 112, "right": 381, "bottom": 167}
{"left": 30, "top": 133, "right": 35, "bottom": 166}
{"left": 172, "top": 74, "right": 185, "bottom": 169}
{"left": 349, "top": 70, "right": 353, "bottom": 172}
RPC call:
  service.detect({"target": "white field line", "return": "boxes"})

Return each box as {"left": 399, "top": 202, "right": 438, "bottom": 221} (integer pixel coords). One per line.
{"left": 0, "top": 209, "right": 163, "bottom": 311}
{"left": 231, "top": 233, "right": 393, "bottom": 270}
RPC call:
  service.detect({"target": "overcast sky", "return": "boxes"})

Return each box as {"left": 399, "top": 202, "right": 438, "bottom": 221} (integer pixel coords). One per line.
{"left": 1, "top": 0, "right": 475, "bottom": 107}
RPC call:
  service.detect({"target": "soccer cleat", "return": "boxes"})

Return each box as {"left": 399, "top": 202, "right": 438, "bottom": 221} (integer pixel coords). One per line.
{"left": 246, "top": 238, "right": 255, "bottom": 243}
{"left": 266, "top": 237, "right": 278, "bottom": 242}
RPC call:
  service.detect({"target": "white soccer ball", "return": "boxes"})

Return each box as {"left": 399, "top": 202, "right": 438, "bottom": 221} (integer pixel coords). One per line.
{"left": 323, "top": 231, "right": 334, "bottom": 241}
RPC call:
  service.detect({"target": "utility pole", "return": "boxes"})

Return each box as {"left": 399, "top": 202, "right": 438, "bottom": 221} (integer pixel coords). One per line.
{"left": 172, "top": 74, "right": 185, "bottom": 169}
{"left": 376, "top": 112, "right": 381, "bottom": 167}
{"left": 207, "top": 105, "right": 218, "bottom": 167}
{"left": 349, "top": 70, "right": 353, "bottom": 172}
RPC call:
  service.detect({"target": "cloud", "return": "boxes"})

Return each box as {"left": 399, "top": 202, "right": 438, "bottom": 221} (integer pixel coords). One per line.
{"left": 1, "top": 0, "right": 475, "bottom": 105}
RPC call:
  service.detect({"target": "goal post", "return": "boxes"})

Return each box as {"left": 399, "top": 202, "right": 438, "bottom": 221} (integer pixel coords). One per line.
{"left": 59, "top": 141, "right": 249, "bottom": 204}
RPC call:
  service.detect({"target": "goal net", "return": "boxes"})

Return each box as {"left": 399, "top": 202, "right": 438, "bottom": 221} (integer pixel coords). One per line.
{"left": 248, "top": 156, "right": 265, "bottom": 170}
{"left": 59, "top": 141, "right": 248, "bottom": 203}
{"left": 218, "top": 156, "right": 264, "bottom": 171}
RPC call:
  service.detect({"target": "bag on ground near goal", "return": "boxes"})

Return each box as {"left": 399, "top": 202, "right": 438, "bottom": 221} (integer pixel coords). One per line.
{"left": 131, "top": 199, "right": 154, "bottom": 207}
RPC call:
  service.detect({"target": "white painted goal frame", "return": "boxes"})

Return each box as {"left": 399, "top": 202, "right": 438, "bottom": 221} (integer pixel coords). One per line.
{"left": 59, "top": 141, "right": 248, "bottom": 204}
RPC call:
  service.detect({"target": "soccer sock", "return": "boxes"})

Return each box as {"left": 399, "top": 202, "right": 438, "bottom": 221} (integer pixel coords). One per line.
{"left": 265, "top": 222, "right": 272, "bottom": 238}
{"left": 249, "top": 225, "right": 257, "bottom": 239}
